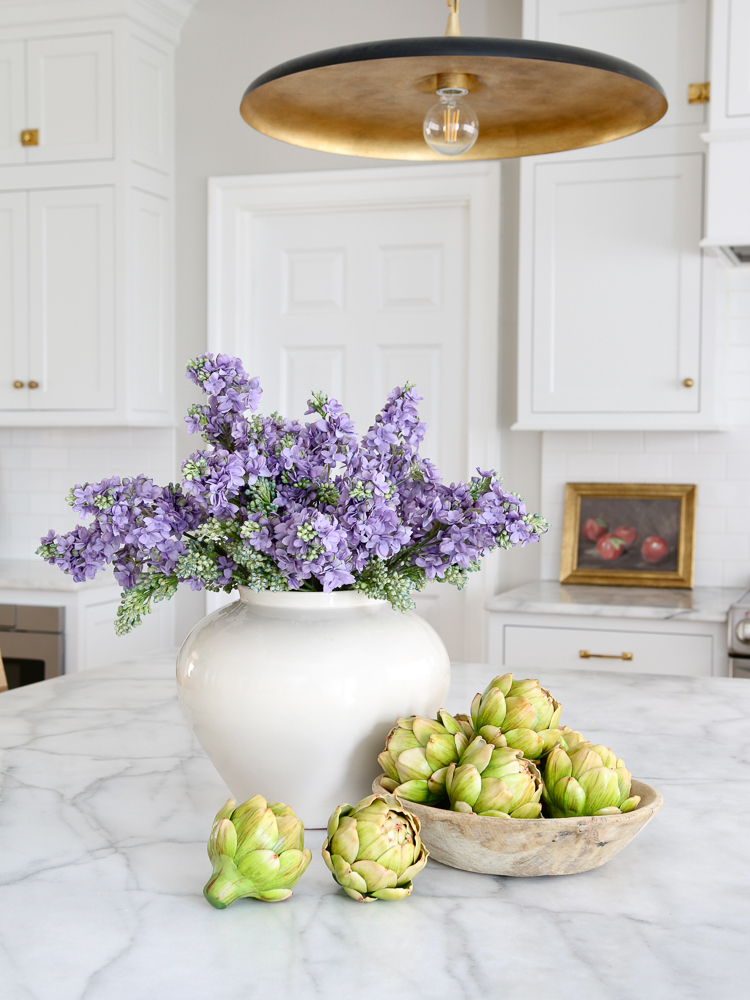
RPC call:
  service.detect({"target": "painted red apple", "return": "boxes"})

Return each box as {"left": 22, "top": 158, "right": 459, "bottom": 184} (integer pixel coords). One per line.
{"left": 596, "top": 534, "right": 627, "bottom": 560}
{"left": 612, "top": 525, "right": 639, "bottom": 546}
{"left": 641, "top": 535, "right": 669, "bottom": 563}
{"left": 583, "top": 517, "right": 608, "bottom": 542}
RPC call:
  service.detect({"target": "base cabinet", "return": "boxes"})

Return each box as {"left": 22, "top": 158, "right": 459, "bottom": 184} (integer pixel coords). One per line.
{"left": 489, "top": 611, "right": 727, "bottom": 678}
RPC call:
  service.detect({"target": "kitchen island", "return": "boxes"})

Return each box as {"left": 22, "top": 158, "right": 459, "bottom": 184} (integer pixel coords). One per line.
{"left": 0, "top": 654, "right": 748, "bottom": 1000}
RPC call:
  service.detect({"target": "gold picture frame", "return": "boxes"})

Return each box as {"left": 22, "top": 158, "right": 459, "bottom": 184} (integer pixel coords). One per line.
{"left": 559, "top": 483, "right": 696, "bottom": 589}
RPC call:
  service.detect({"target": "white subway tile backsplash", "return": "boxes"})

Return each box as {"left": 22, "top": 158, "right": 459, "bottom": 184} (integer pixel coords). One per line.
{"left": 590, "top": 432, "right": 644, "bottom": 453}
{"left": 566, "top": 453, "right": 619, "bottom": 481}
{"left": 617, "top": 453, "right": 673, "bottom": 481}
{"left": 726, "top": 400, "right": 750, "bottom": 426}
{"left": 671, "top": 452, "right": 727, "bottom": 481}
{"left": 0, "top": 427, "right": 175, "bottom": 558}
{"left": 695, "top": 533, "right": 748, "bottom": 562}
{"left": 645, "top": 431, "right": 699, "bottom": 453}
{"left": 722, "top": 562, "right": 750, "bottom": 588}
{"left": 694, "top": 560, "right": 724, "bottom": 587}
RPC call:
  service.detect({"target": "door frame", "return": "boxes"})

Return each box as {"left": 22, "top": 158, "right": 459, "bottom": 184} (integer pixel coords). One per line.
{"left": 208, "top": 162, "right": 501, "bottom": 481}
{"left": 207, "top": 163, "right": 502, "bottom": 659}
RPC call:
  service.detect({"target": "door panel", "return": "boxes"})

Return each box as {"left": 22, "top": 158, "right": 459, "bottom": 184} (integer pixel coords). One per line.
{"left": 0, "top": 192, "right": 28, "bottom": 410}
{"left": 0, "top": 41, "right": 25, "bottom": 166}
{"left": 250, "top": 206, "right": 466, "bottom": 484}
{"left": 536, "top": 0, "right": 709, "bottom": 129}
{"left": 531, "top": 153, "right": 704, "bottom": 415}
{"left": 28, "top": 187, "right": 115, "bottom": 410}
{"left": 26, "top": 33, "right": 113, "bottom": 163}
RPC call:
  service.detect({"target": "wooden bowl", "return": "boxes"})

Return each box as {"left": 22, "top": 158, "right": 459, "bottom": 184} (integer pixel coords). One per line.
{"left": 372, "top": 775, "right": 662, "bottom": 876}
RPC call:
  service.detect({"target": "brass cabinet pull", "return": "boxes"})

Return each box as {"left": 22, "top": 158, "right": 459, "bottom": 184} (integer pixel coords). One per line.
{"left": 688, "top": 82, "right": 710, "bottom": 104}
{"left": 683, "top": 378, "right": 694, "bottom": 387}
{"left": 20, "top": 129, "right": 39, "bottom": 147}
{"left": 28, "top": 381, "right": 39, "bottom": 389}
{"left": 13, "top": 380, "right": 24, "bottom": 389}
{"left": 580, "top": 649, "right": 633, "bottom": 661}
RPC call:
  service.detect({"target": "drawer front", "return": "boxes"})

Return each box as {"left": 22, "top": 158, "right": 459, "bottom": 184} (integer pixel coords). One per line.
{"left": 502, "top": 625, "right": 713, "bottom": 677}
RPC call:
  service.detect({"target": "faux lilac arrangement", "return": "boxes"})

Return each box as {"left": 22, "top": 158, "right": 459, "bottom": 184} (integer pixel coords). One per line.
{"left": 37, "top": 353, "right": 548, "bottom": 634}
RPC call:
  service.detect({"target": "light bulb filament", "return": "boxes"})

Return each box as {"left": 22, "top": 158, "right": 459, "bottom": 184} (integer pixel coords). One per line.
{"left": 443, "top": 105, "right": 460, "bottom": 143}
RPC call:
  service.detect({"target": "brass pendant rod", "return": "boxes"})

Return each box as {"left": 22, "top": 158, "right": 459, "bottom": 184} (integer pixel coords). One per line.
{"left": 445, "top": 0, "right": 461, "bottom": 36}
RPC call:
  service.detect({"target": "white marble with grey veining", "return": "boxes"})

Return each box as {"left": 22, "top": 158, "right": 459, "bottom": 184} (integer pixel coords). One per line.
{"left": 1, "top": 653, "right": 749, "bottom": 1000}
{"left": 486, "top": 581, "right": 748, "bottom": 623}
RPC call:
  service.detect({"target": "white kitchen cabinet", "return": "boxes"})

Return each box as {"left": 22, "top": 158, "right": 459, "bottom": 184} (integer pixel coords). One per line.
{"left": 0, "top": 191, "right": 27, "bottom": 410}
{"left": 701, "top": 0, "right": 750, "bottom": 253}
{"left": 28, "top": 187, "right": 115, "bottom": 410}
{"left": 0, "top": 41, "right": 24, "bottom": 165}
{"left": 528, "top": 154, "right": 704, "bottom": 417}
{"left": 26, "top": 34, "right": 113, "bottom": 164}
{"left": 0, "top": 2, "right": 193, "bottom": 426}
{"left": 516, "top": 0, "right": 714, "bottom": 431}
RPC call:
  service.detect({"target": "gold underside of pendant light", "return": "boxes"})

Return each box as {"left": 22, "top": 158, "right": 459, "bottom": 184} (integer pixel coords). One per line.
{"left": 240, "top": 54, "right": 667, "bottom": 161}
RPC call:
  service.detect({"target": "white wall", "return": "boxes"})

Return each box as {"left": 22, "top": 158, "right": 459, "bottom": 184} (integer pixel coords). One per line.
{"left": 539, "top": 266, "right": 750, "bottom": 590}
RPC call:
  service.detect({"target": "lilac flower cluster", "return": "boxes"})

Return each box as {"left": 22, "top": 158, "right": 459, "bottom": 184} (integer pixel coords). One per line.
{"left": 38, "top": 353, "right": 548, "bottom": 633}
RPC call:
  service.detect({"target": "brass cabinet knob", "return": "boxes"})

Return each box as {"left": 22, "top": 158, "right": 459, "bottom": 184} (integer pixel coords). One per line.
{"left": 20, "top": 129, "right": 39, "bottom": 147}
{"left": 683, "top": 378, "right": 695, "bottom": 387}
{"left": 28, "top": 381, "right": 39, "bottom": 389}
{"left": 13, "top": 380, "right": 24, "bottom": 389}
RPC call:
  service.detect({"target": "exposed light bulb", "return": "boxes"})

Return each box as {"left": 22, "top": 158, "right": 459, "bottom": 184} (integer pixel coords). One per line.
{"left": 423, "top": 87, "right": 479, "bottom": 157}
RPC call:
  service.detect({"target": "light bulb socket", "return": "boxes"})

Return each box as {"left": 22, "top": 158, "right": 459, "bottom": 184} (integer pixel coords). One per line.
{"left": 437, "top": 87, "right": 469, "bottom": 98}
{"left": 435, "top": 71, "right": 476, "bottom": 93}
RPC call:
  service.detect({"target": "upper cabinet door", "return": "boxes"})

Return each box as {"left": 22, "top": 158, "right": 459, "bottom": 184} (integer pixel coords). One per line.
{"left": 535, "top": 0, "right": 709, "bottom": 130}
{"left": 528, "top": 153, "right": 704, "bottom": 418}
{"left": 0, "top": 192, "right": 28, "bottom": 411}
{"left": 130, "top": 37, "right": 172, "bottom": 174}
{"left": 26, "top": 33, "right": 113, "bottom": 164}
{"left": 0, "top": 42, "right": 26, "bottom": 165}
{"left": 28, "top": 187, "right": 115, "bottom": 411}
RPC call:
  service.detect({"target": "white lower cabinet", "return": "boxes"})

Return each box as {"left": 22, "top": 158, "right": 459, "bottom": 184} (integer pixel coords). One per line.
{"left": 501, "top": 624, "right": 713, "bottom": 677}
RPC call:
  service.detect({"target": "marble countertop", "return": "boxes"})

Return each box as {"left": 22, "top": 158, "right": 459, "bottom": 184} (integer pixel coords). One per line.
{"left": 486, "top": 581, "right": 748, "bottom": 623}
{"left": 0, "top": 558, "right": 114, "bottom": 594}
{"left": 1, "top": 654, "right": 748, "bottom": 1000}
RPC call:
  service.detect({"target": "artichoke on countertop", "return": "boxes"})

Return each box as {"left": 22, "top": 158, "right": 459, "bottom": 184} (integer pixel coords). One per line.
{"left": 542, "top": 741, "right": 641, "bottom": 817}
{"left": 203, "top": 795, "right": 312, "bottom": 907}
{"left": 322, "top": 794, "right": 429, "bottom": 901}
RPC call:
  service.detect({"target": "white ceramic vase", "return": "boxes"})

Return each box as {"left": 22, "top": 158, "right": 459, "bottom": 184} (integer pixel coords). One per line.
{"left": 175, "top": 588, "right": 450, "bottom": 828}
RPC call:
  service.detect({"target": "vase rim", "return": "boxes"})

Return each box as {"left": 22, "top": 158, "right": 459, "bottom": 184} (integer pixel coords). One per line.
{"left": 237, "top": 587, "right": 383, "bottom": 609}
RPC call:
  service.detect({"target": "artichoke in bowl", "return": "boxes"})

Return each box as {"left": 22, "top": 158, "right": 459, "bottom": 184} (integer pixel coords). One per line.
{"left": 446, "top": 740, "right": 544, "bottom": 818}
{"left": 322, "top": 793, "right": 429, "bottom": 901}
{"left": 471, "top": 673, "right": 563, "bottom": 760}
{"left": 203, "top": 795, "right": 312, "bottom": 907}
{"left": 542, "top": 741, "right": 641, "bottom": 817}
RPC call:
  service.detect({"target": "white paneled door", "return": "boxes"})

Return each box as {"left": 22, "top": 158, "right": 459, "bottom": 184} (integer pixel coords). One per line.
{"left": 0, "top": 41, "right": 25, "bottom": 165}
{"left": 0, "top": 192, "right": 28, "bottom": 409}
{"left": 208, "top": 164, "right": 501, "bottom": 661}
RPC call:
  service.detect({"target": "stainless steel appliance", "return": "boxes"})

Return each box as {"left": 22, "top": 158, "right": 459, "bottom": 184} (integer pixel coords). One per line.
{"left": 0, "top": 605, "right": 64, "bottom": 689}
{"left": 728, "top": 589, "right": 750, "bottom": 678}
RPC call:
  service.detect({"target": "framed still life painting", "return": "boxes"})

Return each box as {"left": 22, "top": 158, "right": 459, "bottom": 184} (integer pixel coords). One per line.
{"left": 559, "top": 483, "right": 696, "bottom": 589}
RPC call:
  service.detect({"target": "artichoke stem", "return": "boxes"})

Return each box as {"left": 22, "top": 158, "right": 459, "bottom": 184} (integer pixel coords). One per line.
{"left": 203, "top": 855, "right": 252, "bottom": 909}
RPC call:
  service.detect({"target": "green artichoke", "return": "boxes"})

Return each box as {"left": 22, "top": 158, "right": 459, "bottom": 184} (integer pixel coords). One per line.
{"left": 203, "top": 795, "right": 312, "bottom": 907}
{"left": 322, "top": 794, "right": 429, "bottom": 902}
{"left": 445, "top": 739, "right": 544, "bottom": 818}
{"left": 470, "top": 673, "right": 563, "bottom": 759}
{"left": 542, "top": 741, "right": 641, "bottom": 817}
{"left": 378, "top": 710, "right": 473, "bottom": 806}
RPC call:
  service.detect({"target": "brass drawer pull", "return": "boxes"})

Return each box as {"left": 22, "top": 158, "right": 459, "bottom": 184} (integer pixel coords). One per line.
{"left": 580, "top": 650, "right": 633, "bottom": 661}
{"left": 20, "top": 129, "right": 39, "bottom": 147}
{"left": 28, "top": 381, "right": 39, "bottom": 389}
{"left": 13, "top": 380, "right": 24, "bottom": 389}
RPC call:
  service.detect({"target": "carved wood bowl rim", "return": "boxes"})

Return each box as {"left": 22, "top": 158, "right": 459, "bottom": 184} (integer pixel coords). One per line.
{"left": 371, "top": 775, "right": 663, "bottom": 877}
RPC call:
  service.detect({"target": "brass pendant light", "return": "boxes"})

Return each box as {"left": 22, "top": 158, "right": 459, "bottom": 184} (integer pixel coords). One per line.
{"left": 240, "top": 0, "right": 667, "bottom": 161}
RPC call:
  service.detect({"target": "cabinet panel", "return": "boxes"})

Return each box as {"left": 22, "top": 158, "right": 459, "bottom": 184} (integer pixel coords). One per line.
{"left": 26, "top": 34, "right": 113, "bottom": 163}
{"left": 502, "top": 624, "right": 713, "bottom": 676}
{"left": 130, "top": 188, "right": 171, "bottom": 413}
{"left": 727, "top": 0, "right": 750, "bottom": 118}
{"left": 535, "top": 0, "right": 709, "bottom": 129}
{"left": 530, "top": 153, "right": 704, "bottom": 416}
{"left": 28, "top": 187, "right": 115, "bottom": 410}
{"left": 0, "top": 192, "right": 28, "bottom": 411}
{"left": 130, "top": 38, "right": 171, "bottom": 173}
{"left": 0, "top": 41, "right": 25, "bottom": 165}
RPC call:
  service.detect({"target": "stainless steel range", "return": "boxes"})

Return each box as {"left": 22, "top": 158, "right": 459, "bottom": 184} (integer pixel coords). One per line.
{"left": 728, "top": 589, "right": 750, "bottom": 678}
